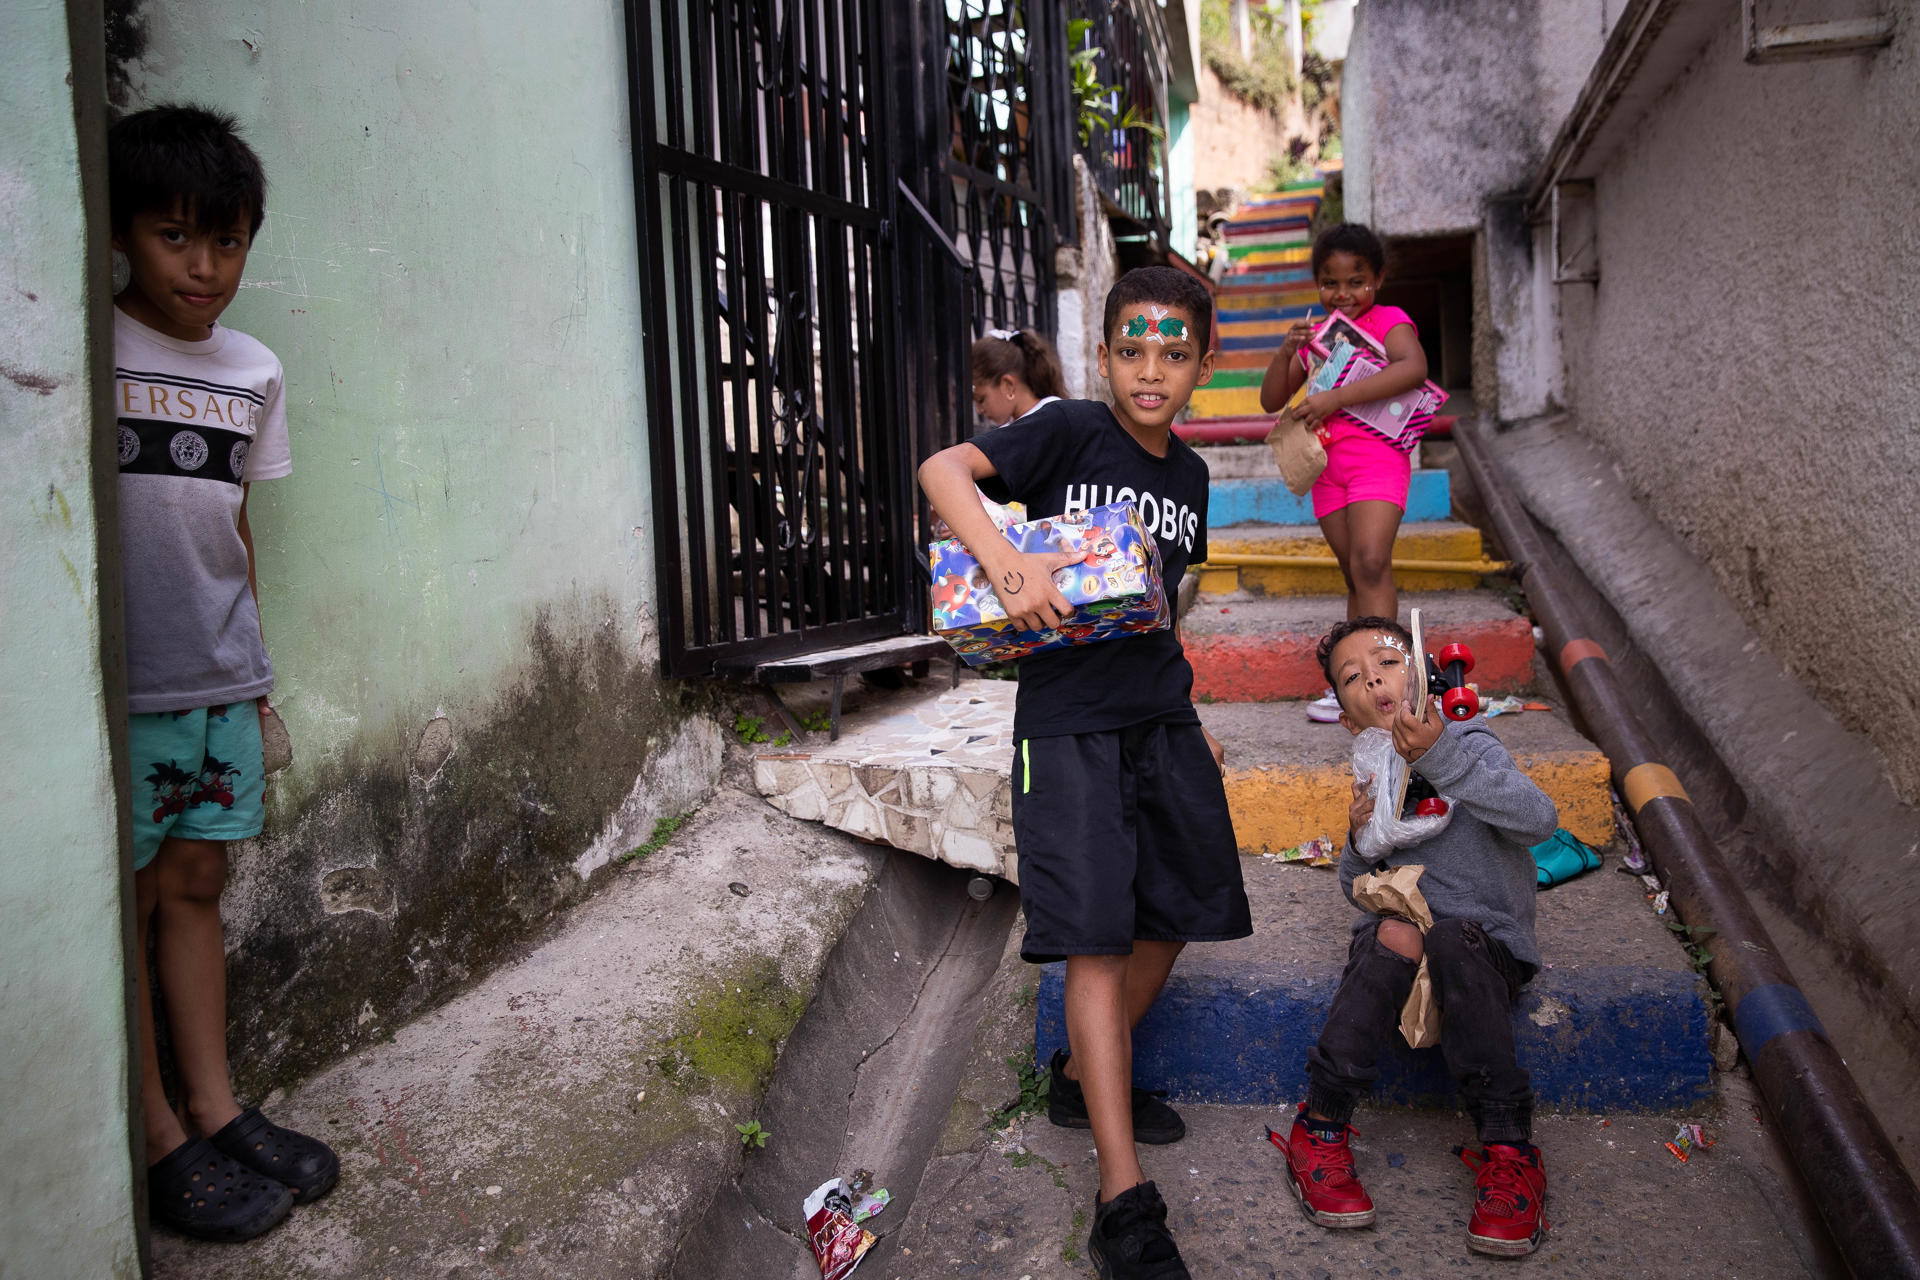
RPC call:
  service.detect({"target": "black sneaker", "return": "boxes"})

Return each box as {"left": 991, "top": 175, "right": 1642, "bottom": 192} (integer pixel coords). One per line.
{"left": 1088, "top": 1180, "right": 1190, "bottom": 1279}
{"left": 1047, "top": 1049, "right": 1187, "bottom": 1144}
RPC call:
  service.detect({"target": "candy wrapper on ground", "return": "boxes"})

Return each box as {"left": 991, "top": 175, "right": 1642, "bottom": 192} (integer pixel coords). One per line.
{"left": 804, "top": 1175, "right": 890, "bottom": 1279}
{"left": 928, "top": 501, "right": 1169, "bottom": 667}
{"left": 1267, "top": 836, "right": 1337, "bottom": 867}
{"left": 1666, "top": 1123, "right": 1714, "bottom": 1162}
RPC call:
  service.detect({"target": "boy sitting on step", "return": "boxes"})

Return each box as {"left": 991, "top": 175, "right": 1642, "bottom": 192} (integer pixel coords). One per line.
{"left": 1278, "top": 617, "right": 1558, "bottom": 1258}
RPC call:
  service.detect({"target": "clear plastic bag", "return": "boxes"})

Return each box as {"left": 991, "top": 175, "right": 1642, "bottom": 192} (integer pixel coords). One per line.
{"left": 1351, "top": 727, "right": 1454, "bottom": 861}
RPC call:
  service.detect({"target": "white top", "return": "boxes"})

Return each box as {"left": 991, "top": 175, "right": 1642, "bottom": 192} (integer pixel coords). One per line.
{"left": 114, "top": 308, "right": 291, "bottom": 712}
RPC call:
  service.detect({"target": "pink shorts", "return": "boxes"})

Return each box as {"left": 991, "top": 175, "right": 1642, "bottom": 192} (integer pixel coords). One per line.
{"left": 1311, "top": 429, "right": 1412, "bottom": 519}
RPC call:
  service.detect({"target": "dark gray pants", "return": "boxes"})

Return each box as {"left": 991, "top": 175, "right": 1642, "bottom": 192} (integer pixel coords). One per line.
{"left": 1305, "top": 917, "right": 1535, "bottom": 1144}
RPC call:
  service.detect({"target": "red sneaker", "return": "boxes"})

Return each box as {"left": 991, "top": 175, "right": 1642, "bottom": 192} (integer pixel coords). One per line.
{"left": 1459, "top": 1143, "right": 1549, "bottom": 1256}
{"left": 1270, "top": 1116, "right": 1376, "bottom": 1228}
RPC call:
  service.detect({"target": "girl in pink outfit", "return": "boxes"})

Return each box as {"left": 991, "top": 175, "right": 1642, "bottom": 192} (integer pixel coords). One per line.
{"left": 1258, "top": 224, "right": 1431, "bottom": 623}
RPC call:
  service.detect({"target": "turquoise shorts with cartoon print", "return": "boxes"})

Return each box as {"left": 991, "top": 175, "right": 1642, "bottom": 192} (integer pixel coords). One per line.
{"left": 128, "top": 701, "right": 266, "bottom": 870}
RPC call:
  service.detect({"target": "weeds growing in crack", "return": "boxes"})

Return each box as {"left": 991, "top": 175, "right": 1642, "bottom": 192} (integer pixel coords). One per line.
{"left": 990, "top": 1046, "right": 1049, "bottom": 1128}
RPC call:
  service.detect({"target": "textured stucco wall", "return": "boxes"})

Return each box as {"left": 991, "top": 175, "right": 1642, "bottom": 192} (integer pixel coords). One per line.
{"left": 1344, "top": 0, "right": 1604, "bottom": 237}
{"left": 109, "top": 0, "right": 721, "bottom": 1093}
{"left": 0, "top": 2, "right": 141, "bottom": 1273}
{"left": 1558, "top": 12, "right": 1920, "bottom": 803}
{"left": 1055, "top": 156, "right": 1119, "bottom": 406}
{"left": 1191, "top": 63, "right": 1310, "bottom": 195}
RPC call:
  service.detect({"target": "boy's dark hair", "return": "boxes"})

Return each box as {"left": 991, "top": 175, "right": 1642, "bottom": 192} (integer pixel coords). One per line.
{"left": 1103, "top": 265, "right": 1214, "bottom": 353}
{"left": 1311, "top": 223, "right": 1387, "bottom": 277}
{"left": 971, "top": 327, "right": 1065, "bottom": 399}
{"left": 109, "top": 104, "right": 268, "bottom": 237}
{"left": 1317, "top": 615, "right": 1413, "bottom": 685}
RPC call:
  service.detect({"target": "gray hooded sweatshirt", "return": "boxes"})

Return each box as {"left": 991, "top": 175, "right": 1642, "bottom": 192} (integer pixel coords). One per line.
{"left": 1337, "top": 719, "right": 1559, "bottom": 970}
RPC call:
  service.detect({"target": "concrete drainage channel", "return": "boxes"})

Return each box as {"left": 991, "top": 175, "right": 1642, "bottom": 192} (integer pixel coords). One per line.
{"left": 670, "top": 848, "right": 1021, "bottom": 1278}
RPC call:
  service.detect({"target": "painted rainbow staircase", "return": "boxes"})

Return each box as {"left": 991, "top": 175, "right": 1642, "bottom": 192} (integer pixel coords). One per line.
{"left": 755, "top": 176, "right": 1713, "bottom": 1114}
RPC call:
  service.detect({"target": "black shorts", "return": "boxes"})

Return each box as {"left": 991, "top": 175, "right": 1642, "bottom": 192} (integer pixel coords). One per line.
{"left": 1011, "top": 722, "right": 1251, "bottom": 963}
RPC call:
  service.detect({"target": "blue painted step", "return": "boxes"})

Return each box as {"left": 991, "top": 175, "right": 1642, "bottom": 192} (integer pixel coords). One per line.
{"left": 1212, "top": 469, "right": 1452, "bottom": 527}
{"left": 1034, "top": 964, "right": 1714, "bottom": 1112}
{"left": 1219, "top": 304, "right": 1319, "bottom": 323}
{"left": 1226, "top": 269, "right": 1314, "bottom": 288}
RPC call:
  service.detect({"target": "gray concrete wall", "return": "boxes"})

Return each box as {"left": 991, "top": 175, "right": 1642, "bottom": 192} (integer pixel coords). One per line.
{"left": 1342, "top": 0, "right": 1577, "bottom": 237}
{"left": 1055, "top": 156, "right": 1119, "bottom": 407}
{"left": 102, "top": 0, "right": 722, "bottom": 1100}
{"left": 1557, "top": 8, "right": 1920, "bottom": 803}
{"left": 0, "top": 2, "right": 142, "bottom": 1271}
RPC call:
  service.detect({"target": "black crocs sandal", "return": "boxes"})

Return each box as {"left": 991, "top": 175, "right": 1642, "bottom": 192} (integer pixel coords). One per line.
{"left": 206, "top": 1107, "right": 341, "bottom": 1203}
{"left": 147, "top": 1136, "right": 293, "bottom": 1241}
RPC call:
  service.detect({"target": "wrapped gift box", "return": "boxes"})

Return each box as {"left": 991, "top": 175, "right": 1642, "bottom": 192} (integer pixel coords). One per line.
{"left": 928, "top": 501, "right": 1169, "bottom": 666}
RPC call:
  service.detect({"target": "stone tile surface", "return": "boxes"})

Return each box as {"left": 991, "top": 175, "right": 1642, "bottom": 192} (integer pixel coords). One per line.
{"left": 756, "top": 681, "right": 1019, "bottom": 881}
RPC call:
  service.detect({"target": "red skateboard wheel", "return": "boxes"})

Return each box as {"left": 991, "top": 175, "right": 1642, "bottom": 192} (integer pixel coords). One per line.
{"left": 1441, "top": 685, "right": 1479, "bottom": 721}
{"left": 1437, "top": 642, "right": 1475, "bottom": 676}
{"left": 1415, "top": 797, "right": 1450, "bottom": 817}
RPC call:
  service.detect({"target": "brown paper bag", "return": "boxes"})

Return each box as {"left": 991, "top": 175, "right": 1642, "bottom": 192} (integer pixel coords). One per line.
{"left": 1267, "top": 409, "right": 1327, "bottom": 496}
{"left": 1351, "top": 864, "right": 1444, "bottom": 1049}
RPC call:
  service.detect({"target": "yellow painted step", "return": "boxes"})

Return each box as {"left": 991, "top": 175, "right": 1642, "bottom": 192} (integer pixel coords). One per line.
{"left": 1233, "top": 247, "right": 1313, "bottom": 267}
{"left": 1224, "top": 749, "right": 1614, "bottom": 854}
{"left": 1188, "top": 385, "right": 1271, "bottom": 418}
{"left": 1219, "top": 289, "right": 1321, "bottom": 311}
{"left": 1219, "top": 318, "right": 1297, "bottom": 339}
{"left": 1205, "top": 523, "right": 1486, "bottom": 595}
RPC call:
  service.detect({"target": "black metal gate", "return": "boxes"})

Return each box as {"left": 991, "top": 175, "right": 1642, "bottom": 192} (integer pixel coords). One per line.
{"left": 626, "top": 0, "right": 914, "bottom": 677}
{"left": 626, "top": 0, "right": 1074, "bottom": 678}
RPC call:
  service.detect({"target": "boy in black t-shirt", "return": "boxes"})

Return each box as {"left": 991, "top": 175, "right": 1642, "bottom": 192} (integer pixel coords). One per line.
{"left": 919, "top": 267, "right": 1249, "bottom": 1280}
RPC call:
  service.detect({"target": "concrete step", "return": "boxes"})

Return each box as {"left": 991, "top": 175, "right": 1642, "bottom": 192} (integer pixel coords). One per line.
{"left": 1207, "top": 348, "right": 1278, "bottom": 370}
{"left": 1210, "top": 469, "right": 1453, "bottom": 527}
{"left": 754, "top": 681, "right": 1612, "bottom": 882}
{"left": 1219, "top": 310, "right": 1315, "bottom": 338}
{"left": 1200, "top": 521, "right": 1490, "bottom": 596}
{"left": 1229, "top": 244, "right": 1311, "bottom": 266}
{"left": 1216, "top": 305, "right": 1316, "bottom": 329}
{"left": 1189, "top": 384, "right": 1269, "bottom": 417}
{"left": 1222, "top": 267, "right": 1315, "bottom": 289}
{"left": 1185, "top": 589, "right": 1534, "bottom": 703}
{"left": 754, "top": 680, "right": 1019, "bottom": 881}
{"left": 1208, "top": 697, "right": 1613, "bottom": 854}
{"left": 1034, "top": 850, "right": 1714, "bottom": 1111}
{"left": 1223, "top": 215, "right": 1312, "bottom": 238}
{"left": 1174, "top": 416, "right": 1276, "bottom": 445}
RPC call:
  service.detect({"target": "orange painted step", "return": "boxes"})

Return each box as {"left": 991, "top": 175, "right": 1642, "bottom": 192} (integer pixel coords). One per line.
{"left": 1183, "top": 592, "right": 1536, "bottom": 703}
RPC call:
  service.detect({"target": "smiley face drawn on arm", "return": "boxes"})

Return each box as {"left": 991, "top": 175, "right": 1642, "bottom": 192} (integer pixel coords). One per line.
{"left": 1001, "top": 569, "right": 1026, "bottom": 594}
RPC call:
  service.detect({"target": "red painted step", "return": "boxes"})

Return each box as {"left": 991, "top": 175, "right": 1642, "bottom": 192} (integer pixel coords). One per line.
{"left": 1184, "top": 593, "right": 1535, "bottom": 704}
{"left": 1176, "top": 417, "right": 1275, "bottom": 444}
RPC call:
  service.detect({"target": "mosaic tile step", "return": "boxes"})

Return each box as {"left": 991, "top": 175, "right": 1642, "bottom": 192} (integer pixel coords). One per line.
{"left": 754, "top": 681, "right": 1021, "bottom": 881}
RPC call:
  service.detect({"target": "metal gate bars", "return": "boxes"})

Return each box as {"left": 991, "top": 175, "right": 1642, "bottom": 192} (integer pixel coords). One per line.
{"left": 626, "top": 0, "right": 1086, "bottom": 678}
{"left": 626, "top": 0, "right": 914, "bottom": 677}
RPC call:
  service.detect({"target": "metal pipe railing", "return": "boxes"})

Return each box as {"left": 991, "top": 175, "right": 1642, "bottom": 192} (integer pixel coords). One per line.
{"left": 1455, "top": 419, "right": 1920, "bottom": 1279}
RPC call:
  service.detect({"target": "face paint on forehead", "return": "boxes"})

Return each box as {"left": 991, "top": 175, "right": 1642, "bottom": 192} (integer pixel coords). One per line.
{"left": 1118, "top": 303, "right": 1187, "bottom": 345}
{"left": 1371, "top": 633, "right": 1408, "bottom": 655}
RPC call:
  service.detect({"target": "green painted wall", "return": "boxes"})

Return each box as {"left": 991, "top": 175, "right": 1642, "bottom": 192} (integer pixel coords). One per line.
{"left": 107, "top": 0, "right": 723, "bottom": 1092}
{"left": 0, "top": 2, "right": 142, "bottom": 1273}
{"left": 1169, "top": 96, "right": 1198, "bottom": 261}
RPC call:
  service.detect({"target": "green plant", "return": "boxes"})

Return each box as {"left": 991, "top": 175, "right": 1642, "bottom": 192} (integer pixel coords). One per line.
{"left": 1666, "top": 920, "right": 1724, "bottom": 1014}
{"left": 1068, "top": 18, "right": 1162, "bottom": 147}
{"left": 800, "top": 707, "right": 832, "bottom": 733}
{"left": 732, "top": 713, "right": 790, "bottom": 747}
{"left": 1198, "top": 0, "right": 1297, "bottom": 115}
{"left": 990, "top": 1046, "right": 1050, "bottom": 1128}
{"left": 735, "top": 1120, "right": 770, "bottom": 1149}
{"left": 619, "top": 812, "right": 690, "bottom": 866}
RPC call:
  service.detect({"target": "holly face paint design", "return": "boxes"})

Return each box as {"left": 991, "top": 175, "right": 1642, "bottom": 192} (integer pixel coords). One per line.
{"left": 1371, "top": 633, "right": 1408, "bottom": 655}
{"left": 1118, "top": 304, "right": 1187, "bottom": 345}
